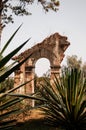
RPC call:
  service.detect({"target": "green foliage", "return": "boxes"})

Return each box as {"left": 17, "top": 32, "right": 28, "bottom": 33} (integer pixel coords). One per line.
{"left": 34, "top": 76, "right": 50, "bottom": 105}
{"left": 10, "top": 68, "right": 86, "bottom": 130}
{"left": 0, "top": 25, "right": 31, "bottom": 82}
{"left": 63, "top": 55, "right": 86, "bottom": 77}
{"left": 0, "top": 26, "right": 32, "bottom": 129}
{"left": 1, "top": 0, "right": 60, "bottom": 27}
{"left": 37, "top": 68, "right": 86, "bottom": 130}
{"left": 66, "top": 55, "right": 82, "bottom": 69}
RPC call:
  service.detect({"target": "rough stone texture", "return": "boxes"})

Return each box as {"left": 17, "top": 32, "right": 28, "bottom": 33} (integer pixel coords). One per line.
{"left": 13, "top": 33, "right": 70, "bottom": 99}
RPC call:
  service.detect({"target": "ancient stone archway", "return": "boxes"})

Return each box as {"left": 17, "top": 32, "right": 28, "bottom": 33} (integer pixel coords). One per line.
{"left": 13, "top": 33, "right": 70, "bottom": 95}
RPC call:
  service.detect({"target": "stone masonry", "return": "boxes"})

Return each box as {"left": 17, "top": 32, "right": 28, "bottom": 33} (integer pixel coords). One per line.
{"left": 13, "top": 33, "right": 70, "bottom": 100}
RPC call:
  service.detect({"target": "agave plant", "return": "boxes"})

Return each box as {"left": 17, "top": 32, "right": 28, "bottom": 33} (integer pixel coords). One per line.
{"left": 10, "top": 68, "right": 86, "bottom": 130}
{"left": 37, "top": 68, "right": 86, "bottom": 130}
{"left": 0, "top": 26, "right": 32, "bottom": 129}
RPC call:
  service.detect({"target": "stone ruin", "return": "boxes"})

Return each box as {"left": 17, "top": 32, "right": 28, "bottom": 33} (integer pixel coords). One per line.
{"left": 13, "top": 33, "right": 70, "bottom": 100}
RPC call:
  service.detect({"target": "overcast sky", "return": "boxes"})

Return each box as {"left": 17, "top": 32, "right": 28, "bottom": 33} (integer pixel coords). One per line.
{"left": 1, "top": 0, "right": 86, "bottom": 76}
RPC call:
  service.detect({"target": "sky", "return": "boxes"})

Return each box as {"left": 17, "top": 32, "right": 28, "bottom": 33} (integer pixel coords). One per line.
{"left": 1, "top": 0, "right": 86, "bottom": 76}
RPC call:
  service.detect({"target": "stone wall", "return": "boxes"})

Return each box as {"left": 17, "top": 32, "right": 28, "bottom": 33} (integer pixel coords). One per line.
{"left": 13, "top": 33, "right": 70, "bottom": 103}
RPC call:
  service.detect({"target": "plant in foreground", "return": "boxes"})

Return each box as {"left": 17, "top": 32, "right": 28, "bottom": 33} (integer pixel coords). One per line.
{"left": 12, "top": 68, "right": 86, "bottom": 130}
{"left": 39, "top": 68, "right": 86, "bottom": 130}
{"left": 0, "top": 26, "right": 32, "bottom": 129}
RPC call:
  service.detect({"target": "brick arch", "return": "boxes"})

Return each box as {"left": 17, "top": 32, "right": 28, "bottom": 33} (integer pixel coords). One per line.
{"left": 13, "top": 33, "right": 70, "bottom": 102}
{"left": 31, "top": 48, "right": 54, "bottom": 66}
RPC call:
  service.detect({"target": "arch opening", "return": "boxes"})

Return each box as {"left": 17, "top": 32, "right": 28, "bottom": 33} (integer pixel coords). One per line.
{"left": 35, "top": 58, "right": 51, "bottom": 77}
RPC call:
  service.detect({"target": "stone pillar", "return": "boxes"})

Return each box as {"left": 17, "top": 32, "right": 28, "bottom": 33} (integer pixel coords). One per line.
{"left": 14, "top": 69, "right": 21, "bottom": 93}
{"left": 50, "top": 65, "right": 61, "bottom": 85}
{"left": 25, "top": 66, "right": 35, "bottom": 106}
{"left": 14, "top": 63, "right": 26, "bottom": 93}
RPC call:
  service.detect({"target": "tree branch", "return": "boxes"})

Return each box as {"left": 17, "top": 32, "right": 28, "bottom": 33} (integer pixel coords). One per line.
{"left": 3, "top": 0, "right": 9, "bottom": 4}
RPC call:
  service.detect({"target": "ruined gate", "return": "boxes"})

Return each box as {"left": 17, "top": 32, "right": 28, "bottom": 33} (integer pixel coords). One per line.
{"left": 13, "top": 33, "right": 70, "bottom": 96}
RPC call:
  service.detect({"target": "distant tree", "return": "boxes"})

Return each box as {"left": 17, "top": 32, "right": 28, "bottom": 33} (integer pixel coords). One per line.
{"left": 0, "top": 0, "right": 60, "bottom": 46}
{"left": 62, "top": 55, "right": 86, "bottom": 77}
{"left": 66, "top": 55, "right": 82, "bottom": 69}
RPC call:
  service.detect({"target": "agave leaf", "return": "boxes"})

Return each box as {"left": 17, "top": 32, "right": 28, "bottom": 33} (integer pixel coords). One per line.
{"left": 8, "top": 93, "right": 47, "bottom": 103}
{"left": 0, "top": 97, "right": 23, "bottom": 111}
{"left": 26, "top": 68, "right": 85, "bottom": 130}
{"left": 0, "top": 107, "right": 26, "bottom": 121}
{"left": 0, "top": 26, "right": 33, "bottom": 129}
{"left": 41, "top": 78, "right": 60, "bottom": 104}
{"left": 0, "top": 119, "right": 16, "bottom": 126}
{"left": 0, "top": 109, "right": 20, "bottom": 121}
{"left": 0, "top": 38, "right": 30, "bottom": 69}
{"left": 0, "top": 24, "right": 22, "bottom": 55}
{"left": 0, "top": 52, "right": 32, "bottom": 83}
{"left": 0, "top": 78, "right": 33, "bottom": 99}
{"left": 0, "top": 120, "right": 17, "bottom": 130}
{"left": 0, "top": 61, "right": 17, "bottom": 76}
